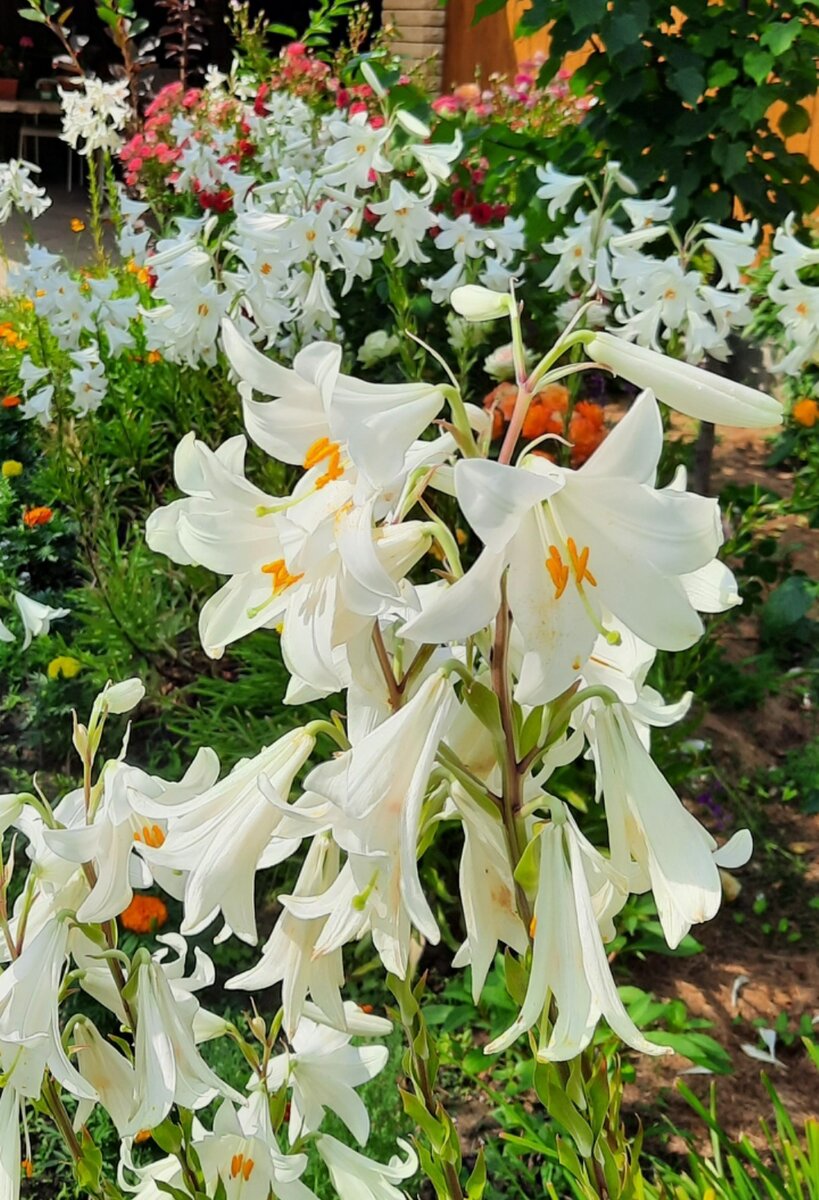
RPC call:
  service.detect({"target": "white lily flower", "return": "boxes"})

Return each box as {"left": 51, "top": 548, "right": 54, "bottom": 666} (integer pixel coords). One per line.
{"left": 143, "top": 728, "right": 315, "bottom": 942}
{"left": 287, "top": 672, "right": 458, "bottom": 976}
{"left": 588, "top": 332, "right": 782, "bottom": 427}
{"left": 410, "top": 131, "right": 463, "bottom": 184}
{"left": 535, "top": 163, "right": 586, "bottom": 219}
{"left": 0, "top": 1085, "right": 20, "bottom": 1200}
{"left": 701, "top": 220, "right": 758, "bottom": 290}
{"left": 486, "top": 818, "right": 663, "bottom": 1061}
{"left": 405, "top": 391, "right": 723, "bottom": 703}
{"left": 316, "top": 1135, "right": 418, "bottom": 1200}
{"left": 594, "top": 705, "right": 752, "bottom": 948}
{"left": 620, "top": 188, "right": 676, "bottom": 229}
{"left": 450, "top": 785, "right": 528, "bottom": 1002}
{"left": 222, "top": 318, "right": 444, "bottom": 489}
{"left": 227, "top": 833, "right": 345, "bottom": 1036}
{"left": 44, "top": 750, "right": 220, "bottom": 925}
{"left": 129, "top": 958, "right": 242, "bottom": 1134}
{"left": 13, "top": 592, "right": 69, "bottom": 649}
{"left": 195, "top": 1095, "right": 318, "bottom": 1200}
{"left": 72, "top": 1018, "right": 138, "bottom": 1137}
{"left": 265, "top": 1015, "right": 388, "bottom": 1146}
{"left": 0, "top": 916, "right": 97, "bottom": 1100}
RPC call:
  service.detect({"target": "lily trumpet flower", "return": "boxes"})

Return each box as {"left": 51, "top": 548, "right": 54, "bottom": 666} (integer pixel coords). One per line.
{"left": 142, "top": 728, "right": 316, "bottom": 943}
{"left": 227, "top": 833, "right": 346, "bottom": 1036}
{"left": 43, "top": 750, "right": 220, "bottom": 925}
{"left": 404, "top": 390, "right": 725, "bottom": 703}
{"left": 195, "top": 1095, "right": 319, "bottom": 1200}
{"left": 264, "top": 1014, "right": 389, "bottom": 1146}
{"left": 222, "top": 318, "right": 445, "bottom": 489}
{"left": 0, "top": 916, "right": 97, "bottom": 1101}
{"left": 486, "top": 816, "right": 664, "bottom": 1061}
{"left": 0, "top": 1085, "right": 20, "bottom": 1200}
{"left": 594, "top": 705, "right": 752, "bottom": 949}
{"left": 129, "top": 957, "right": 242, "bottom": 1134}
{"left": 588, "top": 332, "right": 782, "bottom": 427}
{"left": 286, "top": 672, "right": 458, "bottom": 977}
{"left": 449, "top": 785, "right": 528, "bottom": 1002}
{"left": 316, "top": 1135, "right": 418, "bottom": 1200}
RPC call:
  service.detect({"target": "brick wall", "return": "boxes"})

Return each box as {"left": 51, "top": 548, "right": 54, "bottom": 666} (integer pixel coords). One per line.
{"left": 383, "top": 0, "right": 446, "bottom": 89}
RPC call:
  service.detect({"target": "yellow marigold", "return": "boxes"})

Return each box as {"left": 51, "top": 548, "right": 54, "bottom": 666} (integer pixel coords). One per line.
{"left": 792, "top": 397, "right": 819, "bottom": 428}
{"left": 70, "top": 218, "right": 85, "bottom": 233}
{"left": 1, "top": 460, "right": 22, "bottom": 478}
{"left": 47, "top": 655, "right": 82, "bottom": 680}
{"left": 120, "top": 894, "right": 168, "bottom": 934}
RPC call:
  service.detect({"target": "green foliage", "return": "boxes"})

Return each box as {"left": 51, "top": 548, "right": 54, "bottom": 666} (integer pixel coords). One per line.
{"left": 507, "top": 0, "right": 819, "bottom": 224}
{"left": 647, "top": 1050, "right": 819, "bottom": 1199}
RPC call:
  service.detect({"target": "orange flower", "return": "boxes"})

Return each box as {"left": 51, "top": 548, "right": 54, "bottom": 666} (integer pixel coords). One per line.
{"left": 120, "top": 894, "right": 169, "bottom": 934}
{"left": 792, "top": 397, "right": 819, "bottom": 428}
{"left": 146, "top": 350, "right": 162, "bottom": 364}
{"left": 568, "top": 401, "right": 606, "bottom": 466}
{"left": 70, "top": 218, "right": 85, "bottom": 233}
{"left": 1, "top": 395, "right": 21, "bottom": 408}
{"left": 23, "top": 505, "right": 54, "bottom": 528}
{"left": 522, "top": 384, "right": 570, "bottom": 440}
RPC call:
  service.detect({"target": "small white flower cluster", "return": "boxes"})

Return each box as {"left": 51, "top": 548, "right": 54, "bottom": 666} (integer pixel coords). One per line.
{"left": 765, "top": 213, "right": 819, "bottom": 375}
{"left": 537, "top": 162, "right": 758, "bottom": 363}
{"left": 9, "top": 242, "right": 139, "bottom": 424}
{"left": 0, "top": 159, "right": 50, "bottom": 225}
{"left": 59, "top": 77, "right": 132, "bottom": 156}
{"left": 122, "top": 93, "right": 524, "bottom": 362}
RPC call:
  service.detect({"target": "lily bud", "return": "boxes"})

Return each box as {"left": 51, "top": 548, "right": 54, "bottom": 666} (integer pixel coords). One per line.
{"left": 451, "top": 285, "right": 514, "bottom": 323}
{"left": 588, "top": 332, "right": 783, "bottom": 428}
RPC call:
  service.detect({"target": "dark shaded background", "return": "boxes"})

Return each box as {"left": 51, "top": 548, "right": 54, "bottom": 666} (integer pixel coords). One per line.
{"left": 2, "top": 0, "right": 384, "bottom": 79}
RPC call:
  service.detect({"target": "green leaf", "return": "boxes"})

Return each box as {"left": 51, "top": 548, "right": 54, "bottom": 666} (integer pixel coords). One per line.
{"left": 707, "top": 60, "right": 739, "bottom": 88}
{"left": 399, "top": 1087, "right": 448, "bottom": 1153}
{"left": 761, "top": 20, "right": 801, "bottom": 56}
{"left": 761, "top": 575, "right": 818, "bottom": 638}
{"left": 466, "top": 1148, "right": 487, "bottom": 1199}
{"left": 473, "top": 0, "right": 508, "bottom": 23}
{"left": 18, "top": 8, "right": 48, "bottom": 22}
{"left": 669, "top": 65, "right": 705, "bottom": 104}
{"left": 743, "top": 49, "right": 774, "bottom": 84}
{"left": 778, "top": 103, "right": 810, "bottom": 137}
{"left": 645, "top": 1030, "right": 733, "bottom": 1074}
{"left": 534, "top": 1062, "right": 593, "bottom": 1156}
{"left": 75, "top": 1130, "right": 103, "bottom": 1195}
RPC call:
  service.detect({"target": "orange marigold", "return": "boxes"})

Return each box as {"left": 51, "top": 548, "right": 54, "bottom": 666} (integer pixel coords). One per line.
{"left": 120, "top": 894, "right": 169, "bottom": 934}
{"left": 569, "top": 401, "right": 606, "bottom": 467}
{"left": 23, "top": 505, "right": 54, "bottom": 528}
{"left": 792, "top": 398, "right": 819, "bottom": 428}
{"left": 1, "top": 395, "right": 21, "bottom": 408}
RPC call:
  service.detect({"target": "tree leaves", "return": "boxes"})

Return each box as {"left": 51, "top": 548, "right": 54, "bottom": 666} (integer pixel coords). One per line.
{"left": 476, "top": 0, "right": 819, "bottom": 224}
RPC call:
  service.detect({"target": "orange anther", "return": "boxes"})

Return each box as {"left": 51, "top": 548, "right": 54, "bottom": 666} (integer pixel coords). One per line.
{"left": 231, "top": 1154, "right": 243, "bottom": 1178}
{"left": 242, "top": 1159, "right": 255, "bottom": 1181}
{"left": 566, "top": 537, "right": 597, "bottom": 588}
{"left": 261, "top": 558, "right": 304, "bottom": 596}
{"left": 545, "top": 545, "right": 569, "bottom": 600}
